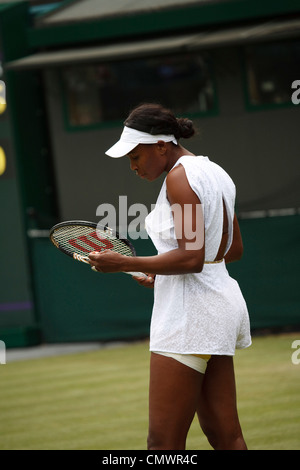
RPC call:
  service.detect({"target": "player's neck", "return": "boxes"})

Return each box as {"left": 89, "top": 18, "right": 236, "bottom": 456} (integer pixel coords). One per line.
{"left": 165, "top": 145, "right": 195, "bottom": 172}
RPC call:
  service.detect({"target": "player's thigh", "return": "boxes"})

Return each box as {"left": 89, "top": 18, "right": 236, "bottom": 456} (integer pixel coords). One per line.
{"left": 148, "top": 353, "right": 204, "bottom": 441}
{"left": 197, "top": 355, "right": 241, "bottom": 433}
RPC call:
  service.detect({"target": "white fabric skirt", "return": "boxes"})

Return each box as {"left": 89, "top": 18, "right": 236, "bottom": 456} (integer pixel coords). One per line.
{"left": 149, "top": 260, "right": 252, "bottom": 356}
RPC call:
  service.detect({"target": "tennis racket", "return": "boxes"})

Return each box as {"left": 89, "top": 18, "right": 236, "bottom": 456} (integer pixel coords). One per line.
{"left": 49, "top": 220, "right": 147, "bottom": 278}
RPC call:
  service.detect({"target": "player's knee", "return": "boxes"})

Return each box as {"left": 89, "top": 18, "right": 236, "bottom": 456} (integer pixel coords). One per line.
{"left": 214, "top": 433, "right": 247, "bottom": 450}
{"left": 147, "top": 431, "right": 160, "bottom": 450}
{"left": 200, "top": 423, "right": 219, "bottom": 449}
{"left": 147, "top": 430, "right": 168, "bottom": 450}
{"left": 147, "top": 429, "right": 186, "bottom": 450}
{"left": 202, "top": 424, "right": 246, "bottom": 450}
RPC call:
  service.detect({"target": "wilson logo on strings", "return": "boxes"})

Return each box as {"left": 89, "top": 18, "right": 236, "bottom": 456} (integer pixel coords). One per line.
{"left": 68, "top": 231, "right": 114, "bottom": 252}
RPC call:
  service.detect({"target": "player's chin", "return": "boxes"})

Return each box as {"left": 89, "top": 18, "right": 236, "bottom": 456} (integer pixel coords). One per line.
{"left": 143, "top": 174, "right": 157, "bottom": 182}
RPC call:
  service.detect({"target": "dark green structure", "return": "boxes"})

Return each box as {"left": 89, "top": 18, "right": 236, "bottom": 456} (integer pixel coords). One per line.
{"left": 0, "top": 0, "right": 299, "bottom": 347}
{"left": 0, "top": 2, "right": 40, "bottom": 347}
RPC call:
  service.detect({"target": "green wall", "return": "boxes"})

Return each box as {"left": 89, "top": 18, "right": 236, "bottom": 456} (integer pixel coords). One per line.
{"left": 30, "top": 235, "right": 156, "bottom": 343}
{"left": 0, "top": 2, "right": 43, "bottom": 347}
{"left": 28, "top": 215, "right": 300, "bottom": 344}
{"left": 228, "top": 214, "right": 300, "bottom": 330}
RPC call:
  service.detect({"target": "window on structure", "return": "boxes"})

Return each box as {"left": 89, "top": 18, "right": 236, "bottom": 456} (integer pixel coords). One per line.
{"left": 62, "top": 52, "right": 216, "bottom": 128}
{"left": 245, "top": 39, "right": 300, "bottom": 108}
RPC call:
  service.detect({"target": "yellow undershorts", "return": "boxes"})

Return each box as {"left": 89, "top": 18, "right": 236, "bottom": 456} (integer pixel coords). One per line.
{"left": 154, "top": 352, "right": 211, "bottom": 374}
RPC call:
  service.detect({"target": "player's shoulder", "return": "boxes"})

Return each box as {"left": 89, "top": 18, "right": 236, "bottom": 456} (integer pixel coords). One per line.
{"left": 166, "top": 161, "right": 186, "bottom": 188}
{"left": 168, "top": 162, "right": 185, "bottom": 176}
{"left": 166, "top": 161, "right": 194, "bottom": 202}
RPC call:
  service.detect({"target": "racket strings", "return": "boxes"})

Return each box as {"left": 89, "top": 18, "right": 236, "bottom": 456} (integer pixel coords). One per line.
{"left": 52, "top": 225, "right": 134, "bottom": 257}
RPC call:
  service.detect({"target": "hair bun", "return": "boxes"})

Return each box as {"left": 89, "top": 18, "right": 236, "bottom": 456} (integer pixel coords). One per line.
{"left": 176, "top": 118, "right": 195, "bottom": 139}
{"left": 125, "top": 103, "right": 196, "bottom": 140}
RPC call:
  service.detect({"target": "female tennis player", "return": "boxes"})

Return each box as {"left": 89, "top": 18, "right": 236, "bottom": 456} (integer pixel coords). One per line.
{"left": 89, "top": 103, "right": 251, "bottom": 450}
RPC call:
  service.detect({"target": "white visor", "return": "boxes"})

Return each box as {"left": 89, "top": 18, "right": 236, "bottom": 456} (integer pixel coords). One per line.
{"left": 105, "top": 126, "right": 178, "bottom": 158}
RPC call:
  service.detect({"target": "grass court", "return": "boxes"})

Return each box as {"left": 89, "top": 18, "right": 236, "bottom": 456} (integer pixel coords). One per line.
{"left": 0, "top": 332, "right": 299, "bottom": 450}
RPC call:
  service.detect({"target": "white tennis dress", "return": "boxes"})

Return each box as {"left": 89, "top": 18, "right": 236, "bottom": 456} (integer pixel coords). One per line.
{"left": 145, "top": 155, "right": 251, "bottom": 356}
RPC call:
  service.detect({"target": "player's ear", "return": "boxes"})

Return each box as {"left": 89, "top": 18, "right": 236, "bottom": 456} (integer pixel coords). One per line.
{"left": 156, "top": 140, "right": 167, "bottom": 155}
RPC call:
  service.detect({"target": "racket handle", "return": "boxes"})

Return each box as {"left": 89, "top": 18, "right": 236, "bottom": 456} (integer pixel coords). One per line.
{"left": 73, "top": 253, "right": 90, "bottom": 263}
{"left": 123, "top": 271, "right": 148, "bottom": 279}
{"left": 73, "top": 254, "right": 148, "bottom": 279}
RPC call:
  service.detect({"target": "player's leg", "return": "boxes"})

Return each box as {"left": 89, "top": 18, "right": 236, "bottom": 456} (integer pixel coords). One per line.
{"left": 197, "top": 355, "right": 247, "bottom": 450}
{"left": 147, "top": 352, "right": 204, "bottom": 450}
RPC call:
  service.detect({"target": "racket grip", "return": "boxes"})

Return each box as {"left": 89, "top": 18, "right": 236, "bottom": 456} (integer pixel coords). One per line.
{"left": 73, "top": 253, "right": 147, "bottom": 279}
{"left": 124, "top": 271, "right": 148, "bottom": 279}
{"left": 73, "top": 253, "right": 90, "bottom": 264}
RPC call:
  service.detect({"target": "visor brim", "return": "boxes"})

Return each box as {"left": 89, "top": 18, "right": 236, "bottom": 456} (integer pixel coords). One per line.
{"left": 105, "top": 141, "right": 138, "bottom": 158}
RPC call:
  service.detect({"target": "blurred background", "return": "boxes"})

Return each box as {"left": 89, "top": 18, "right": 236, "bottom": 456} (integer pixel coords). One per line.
{"left": 0, "top": 0, "right": 299, "bottom": 348}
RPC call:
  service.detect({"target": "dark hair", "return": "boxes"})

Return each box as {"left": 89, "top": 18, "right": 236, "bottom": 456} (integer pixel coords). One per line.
{"left": 124, "top": 103, "right": 196, "bottom": 140}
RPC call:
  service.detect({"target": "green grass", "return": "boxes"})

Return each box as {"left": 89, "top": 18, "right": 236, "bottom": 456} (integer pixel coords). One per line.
{"left": 0, "top": 333, "right": 299, "bottom": 450}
